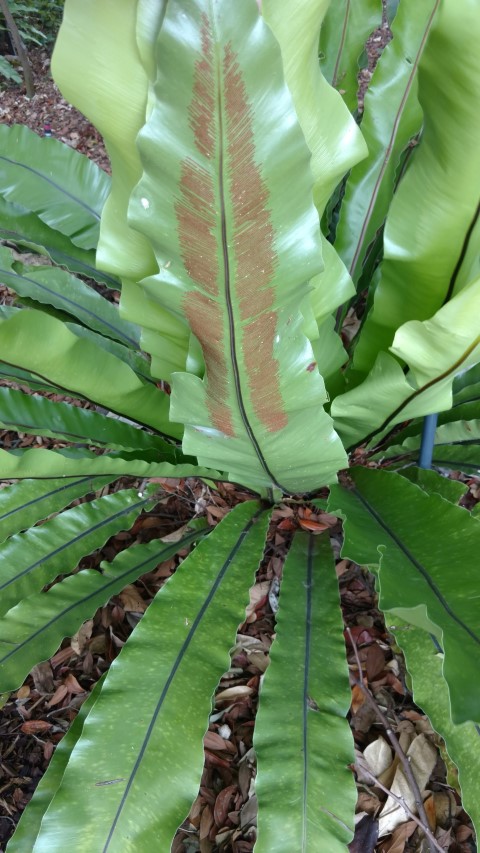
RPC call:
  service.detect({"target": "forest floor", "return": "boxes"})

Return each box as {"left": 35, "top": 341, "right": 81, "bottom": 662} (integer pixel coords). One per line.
{"left": 0, "top": 45, "right": 478, "bottom": 853}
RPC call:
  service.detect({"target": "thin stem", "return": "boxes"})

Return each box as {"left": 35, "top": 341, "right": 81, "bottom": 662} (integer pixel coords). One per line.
{"left": 359, "top": 769, "right": 444, "bottom": 853}
{"left": 347, "top": 627, "right": 439, "bottom": 853}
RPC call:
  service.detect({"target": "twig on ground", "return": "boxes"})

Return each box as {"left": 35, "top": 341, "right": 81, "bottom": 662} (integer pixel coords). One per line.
{"left": 359, "top": 769, "right": 445, "bottom": 853}
{"left": 347, "top": 627, "right": 440, "bottom": 853}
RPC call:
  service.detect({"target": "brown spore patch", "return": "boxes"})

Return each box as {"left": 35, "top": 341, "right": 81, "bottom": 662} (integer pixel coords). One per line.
{"left": 185, "top": 291, "right": 234, "bottom": 437}
{"left": 223, "top": 43, "right": 286, "bottom": 433}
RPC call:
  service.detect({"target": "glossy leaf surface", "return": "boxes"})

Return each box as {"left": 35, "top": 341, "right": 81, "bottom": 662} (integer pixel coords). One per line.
{"left": 30, "top": 501, "right": 269, "bottom": 852}
{"left": 330, "top": 467, "right": 480, "bottom": 722}
{"left": 354, "top": 0, "right": 480, "bottom": 375}
{"left": 335, "top": 0, "right": 439, "bottom": 285}
{"left": 0, "top": 448, "right": 218, "bottom": 484}
{"left": 0, "top": 124, "right": 109, "bottom": 250}
{"left": 0, "top": 487, "right": 156, "bottom": 617}
{"left": 0, "top": 528, "right": 206, "bottom": 692}
{"left": 0, "top": 310, "right": 177, "bottom": 438}
{"left": 319, "top": 0, "right": 381, "bottom": 112}
{"left": 128, "top": 0, "right": 346, "bottom": 493}
{"left": 399, "top": 467, "right": 467, "bottom": 504}
{"left": 0, "top": 196, "right": 118, "bottom": 288}
{"left": 0, "top": 388, "right": 177, "bottom": 456}
{"left": 0, "top": 476, "right": 114, "bottom": 543}
{"left": 254, "top": 534, "right": 355, "bottom": 851}
{"left": 0, "top": 246, "right": 138, "bottom": 347}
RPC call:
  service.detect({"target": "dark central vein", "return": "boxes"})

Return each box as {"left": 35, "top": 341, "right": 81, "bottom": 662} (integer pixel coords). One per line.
{"left": 215, "top": 63, "right": 285, "bottom": 492}
{"left": 102, "top": 508, "right": 264, "bottom": 851}
{"left": 302, "top": 535, "right": 314, "bottom": 850}
{"left": 0, "top": 266, "right": 137, "bottom": 348}
{"left": 352, "top": 487, "right": 480, "bottom": 646}
{"left": 442, "top": 199, "right": 480, "bottom": 306}
{"left": 0, "top": 153, "right": 102, "bottom": 222}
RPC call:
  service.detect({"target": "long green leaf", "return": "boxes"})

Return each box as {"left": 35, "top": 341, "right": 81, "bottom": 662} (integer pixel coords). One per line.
{"left": 0, "top": 476, "right": 115, "bottom": 543}
{"left": 0, "top": 447, "right": 220, "bottom": 484}
{"left": 329, "top": 467, "right": 480, "bottom": 723}
{"left": 262, "top": 0, "right": 362, "bottom": 333}
{"left": 0, "top": 246, "right": 139, "bottom": 348}
{"left": 62, "top": 319, "right": 155, "bottom": 386}
{"left": 127, "top": 0, "right": 346, "bottom": 493}
{"left": 0, "top": 196, "right": 119, "bottom": 288}
{"left": 331, "top": 275, "right": 480, "bottom": 447}
{"left": 430, "top": 446, "right": 480, "bottom": 475}
{"left": 453, "top": 363, "right": 480, "bottom": 403}
{"left": 0, "top": 527, "right": 207, "bottom": 692}
{"left": 335, "top": 0, "right": 439, "bottom": 286}
{"left": 51, "top": 0, "right": 184, "bottom": 383}
{"left": 0, "top": 486, "right": 157, "bottom": 617}
{"left": 399, "top": 467, "right": 467, "bottom": 504}
{"left": 388, "top": 620, "right": 480, "bottom": 836}
{"left": 6, "top": 676, "right": 105, "bottom": 853}
{"left": 28, "top": 501, "right": 269, "bottom": 852}
{"left": 319, "top": 0, "right": 382, "bottom": 113}
{"left": 254, "top": 533, "right": 355, "bottom": 852}
{"left": 352, "top": 0, "right": 480, "bottom": 376}
{"left": 0, "top": 387, "right": 178, "bottom": 457}
{"left": 0, "top": 309, "right": 178, "bottom": 438}
{"left": 377, "top": 400, "right": 480, "bottom": 451}
{"left": 263, "top": 0, "right": 367, "bottom": 219}
{"left": 372, "top": 445, "right": 480, "bottom": 477}
{"left": 51, "top": 0, "right": 161, "bottom": 283}
{"left": 0, "top": 124, "right": 109, "bottom": 251}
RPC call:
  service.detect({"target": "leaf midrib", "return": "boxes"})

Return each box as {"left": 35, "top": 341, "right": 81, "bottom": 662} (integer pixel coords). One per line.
{"left": 352, "top": 486, "right": 480, "bottom": 647}
{"left": 214, "top": 37, "right": 284, "bottom": 493}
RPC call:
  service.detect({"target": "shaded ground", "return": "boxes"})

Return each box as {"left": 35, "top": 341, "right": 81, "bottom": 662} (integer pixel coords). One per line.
{"left": 0, "top": 45, "right": 479, "bottom": 853}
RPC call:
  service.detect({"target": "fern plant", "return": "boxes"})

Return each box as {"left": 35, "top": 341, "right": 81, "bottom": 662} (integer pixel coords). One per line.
{"left": 0, "top": 0, "right": 479, "bottom": 849}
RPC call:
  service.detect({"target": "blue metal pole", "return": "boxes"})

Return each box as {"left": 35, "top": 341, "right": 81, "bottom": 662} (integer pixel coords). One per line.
{"left": 418, "top": 413, "right": 438, "bottom": 469}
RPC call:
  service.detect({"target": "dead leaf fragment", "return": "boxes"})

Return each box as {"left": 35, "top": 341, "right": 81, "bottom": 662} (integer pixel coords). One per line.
{"left": 31, "top": 662, "right": 54, "bottom": 694}
{"left": 215, "top": 685, "right": 253, "bottom": 703}
{"left": 20, "top": 720, "right": 52, "bottom": 735}
{"left": 70, "top": 619, "right": 94, "bottom": 655}
{"left": 364, "top": 737, "right": 392, "bottom": 778}
{"left": 378, "top": 733, "right": 437, "bottom": 836}
{"left": 118, "top": 585, "right": 147, "bottom": 613}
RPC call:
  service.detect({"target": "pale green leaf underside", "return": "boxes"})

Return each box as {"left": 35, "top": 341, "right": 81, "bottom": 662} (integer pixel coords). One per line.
{"left": 0, "top": 528, "right": 206, "bottom": 693}
{"left": 320, "top": 0, "right": 382, "bottom": 113}
{"left": 254, "top": 533, "right": 355, "bottom": 852}
{"left": 129, "top": 0, "right": 346, "bottom": 493}
{"left": 263, "top": 0, "right": 367, "bottom": 218}
{"left": 353, "top": 0, "right": 480, "bottom": 376}
{"left": 0, "top": 387, "right": 177, "bottom": 457}
{"left": 332, "top": 276, "right": 480, "bottom": 447}
{"left": 388, "top": 620, "right": 480, "bottom": 836}
{"left": 29, "top": 502, "right": 269, "bottom": 852}
{"left": 335, "top": 0, "right": 437, "bottom": 285}
{"left": 0, "top": 448, "right": 220, "bottom": 485}
{"left": 51, "top": 0, "right": 162, "bottom": 283}
{"left": 330, "top": 467, "right": 480, "bottom": 723}
{"left": 0, "top": 310, "right": 179, "bottom": 438}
